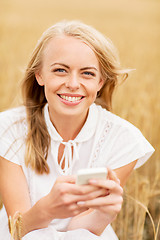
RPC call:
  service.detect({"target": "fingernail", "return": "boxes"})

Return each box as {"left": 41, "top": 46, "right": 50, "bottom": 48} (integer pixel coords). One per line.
{"left": 89, "top": 179, "right": 97, "bottom": 184}
{"left": 77, "top": 201, "right": 85, "bottom": 206}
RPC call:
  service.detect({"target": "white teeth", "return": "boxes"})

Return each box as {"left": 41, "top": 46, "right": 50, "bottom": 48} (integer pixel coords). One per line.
{"left": 59, "top": 95, "right": 82, "bottom": 102}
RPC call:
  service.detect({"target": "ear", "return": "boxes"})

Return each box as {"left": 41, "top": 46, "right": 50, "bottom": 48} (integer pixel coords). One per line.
{"left": 35, "top": 72, "right": 44, "bottom": 86}
{"left": 97, "top": 78, "right": 105, "bottom": 91}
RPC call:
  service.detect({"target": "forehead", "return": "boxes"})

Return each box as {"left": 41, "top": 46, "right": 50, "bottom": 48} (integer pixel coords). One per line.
{"left": 42, "top": 36, "right": 99, "bottom": 67}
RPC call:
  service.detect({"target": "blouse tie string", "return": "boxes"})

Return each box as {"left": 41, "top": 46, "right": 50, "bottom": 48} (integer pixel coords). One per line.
{"left": 60, "top": 140, "right": 79, "bottom": 174}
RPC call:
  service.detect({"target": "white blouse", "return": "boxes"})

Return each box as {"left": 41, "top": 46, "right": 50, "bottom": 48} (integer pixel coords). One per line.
{"left": 0, "top": 103, "right": 155, "bottom": 240}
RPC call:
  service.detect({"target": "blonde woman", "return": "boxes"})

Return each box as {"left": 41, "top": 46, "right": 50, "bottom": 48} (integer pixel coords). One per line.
{"left": 0, "top": 21, "right": 154, "bottom": 240}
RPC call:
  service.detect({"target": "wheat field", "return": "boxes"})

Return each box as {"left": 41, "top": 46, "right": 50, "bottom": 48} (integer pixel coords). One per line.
{"left": 0, "top": 0, "right": 160, "bottom": 239}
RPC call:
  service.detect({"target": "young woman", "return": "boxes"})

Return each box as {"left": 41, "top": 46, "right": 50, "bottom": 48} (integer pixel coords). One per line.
{"left": 0, "top": 20, "right": 154, "bottom": 240}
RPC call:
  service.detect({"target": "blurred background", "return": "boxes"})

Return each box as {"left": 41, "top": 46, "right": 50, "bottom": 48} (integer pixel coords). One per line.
{"left": 0, "top": 0, "right": 160, "bottom": 239}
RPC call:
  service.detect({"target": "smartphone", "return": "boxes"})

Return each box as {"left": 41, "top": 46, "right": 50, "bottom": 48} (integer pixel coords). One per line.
{"left": 76, "top": 167, "right": 108, "bottom": 185}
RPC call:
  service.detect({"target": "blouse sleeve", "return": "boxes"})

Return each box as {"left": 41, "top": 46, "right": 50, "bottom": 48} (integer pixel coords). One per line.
{"left": 99, "top": 123, "right": 155, "bottom": 170}
{"left": 0, "top": 211, "right": 105, "bottom": 240}
{"left": 0, "top": 111, "right": 24, "bottom": 165}
{"left": 22, "top": 227, "right": 103, "bottom": 240}
{"left": 0, "top": 214, "right": 107, "bottom": 240}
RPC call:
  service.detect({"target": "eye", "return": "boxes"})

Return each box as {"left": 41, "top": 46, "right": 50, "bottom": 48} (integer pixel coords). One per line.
{"left": 53, "top": 68, "right": 66, "bottom": 73}
{"left": 83, "top": 71, "right": 96, "bottom": 77}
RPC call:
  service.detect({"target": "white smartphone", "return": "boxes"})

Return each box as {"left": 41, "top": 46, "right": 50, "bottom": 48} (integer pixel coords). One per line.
{"left": 76, "top": 167, "right": 108, "bottom": 185}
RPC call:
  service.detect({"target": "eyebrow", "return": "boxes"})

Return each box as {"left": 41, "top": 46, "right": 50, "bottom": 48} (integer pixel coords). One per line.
{"left": 50, "top": 63, "right": 98, "bottom": 71}
{"left": 51, "top": 63, "right": 69, "bottom": 68}
{"left": 80, "top": 67, "right": 98, "bottom": 71}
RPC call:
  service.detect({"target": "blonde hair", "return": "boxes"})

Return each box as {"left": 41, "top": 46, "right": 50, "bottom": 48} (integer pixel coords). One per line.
{"left": 22, "top": 20, "right": 129, "bottom": 174}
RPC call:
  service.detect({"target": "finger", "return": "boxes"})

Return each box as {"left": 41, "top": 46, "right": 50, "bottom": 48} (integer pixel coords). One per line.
{"left": 78, "top": 194, "right": 123, "bottom": 208}
{"left": 68, "top": 202, "right": 89, "bottom": 212}
{"left": 61, "top": 182, "right": 101, "bottom": 195}
{"left": 64, "top": 188, "right": 108, "bottom": 205}
{"left": 55, "top": 175, "right": 76, "bottom": 184}
{"left": 76, "top": 188, "right": 108, "bottom": 201}
{"left": 91, "top": 204, "right": 122, "bottom": 216}
{"left": 88, "top": 179, "right": 123, "bottom": 194}
{"left": 107, "top": 168, "right": 120, "bottom": 184}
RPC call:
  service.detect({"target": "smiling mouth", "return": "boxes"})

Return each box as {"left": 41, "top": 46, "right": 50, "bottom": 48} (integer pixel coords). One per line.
{"left": 58, "top": 94, "right": 84, "bottom": 102}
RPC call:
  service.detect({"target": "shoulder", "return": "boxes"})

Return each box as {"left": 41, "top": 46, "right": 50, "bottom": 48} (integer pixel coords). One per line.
{"left": 94, "top": 103, "right": 141, "bottom": 137}
{"left": 0, "top": 106, "right": 26, "bottom": 120}
{"left": 92, "top": 104, "right": 154, "bottom": 169}
{"left": 0, "top": 106, "right": 27, "bottom": 136}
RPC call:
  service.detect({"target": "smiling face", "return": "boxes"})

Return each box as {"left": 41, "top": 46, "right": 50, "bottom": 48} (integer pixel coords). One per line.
{"left": 35, "top": 35, "right": 104, "bottom": 123}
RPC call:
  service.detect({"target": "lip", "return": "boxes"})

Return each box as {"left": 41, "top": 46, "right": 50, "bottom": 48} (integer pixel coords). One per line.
{"left": 57, "top": 93, "right": 85, "bottom": 106}
{"left": 58, "top": 93, "right": 85, "bottom": 97}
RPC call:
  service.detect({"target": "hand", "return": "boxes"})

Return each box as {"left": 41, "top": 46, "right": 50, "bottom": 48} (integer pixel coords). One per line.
{"left": 42, "top": 175, "right": 108, "bottom": 223}
{"left": 77, "top": 168, "right": 123, "bottom": 223}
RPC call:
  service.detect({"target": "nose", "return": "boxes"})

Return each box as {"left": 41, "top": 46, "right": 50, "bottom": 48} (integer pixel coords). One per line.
{"left": 65, "top": 73, "right": 80, "bottom": 90}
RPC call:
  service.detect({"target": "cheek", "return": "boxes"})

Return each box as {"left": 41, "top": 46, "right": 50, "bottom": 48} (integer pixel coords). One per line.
{"left": 43, "top": 82, "right": 55, "bottom": 101}
{"left": 86, "top": 82, "right": 101, "bottom": 96}
{"left": 44, "top": 79, "right": 59, "bottom": 92}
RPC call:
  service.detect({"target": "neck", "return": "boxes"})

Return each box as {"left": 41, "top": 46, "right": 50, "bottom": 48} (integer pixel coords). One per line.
{"left": 49, "top": 111, "right": 88, "bottom": 141}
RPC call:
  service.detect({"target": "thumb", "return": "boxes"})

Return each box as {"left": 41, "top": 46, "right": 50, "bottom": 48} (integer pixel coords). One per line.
{"left": 55, "top": 175, "right": 76, "bottom": 184}
{"left": 107, "top": 167, "right": 120, "bottom": 185}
